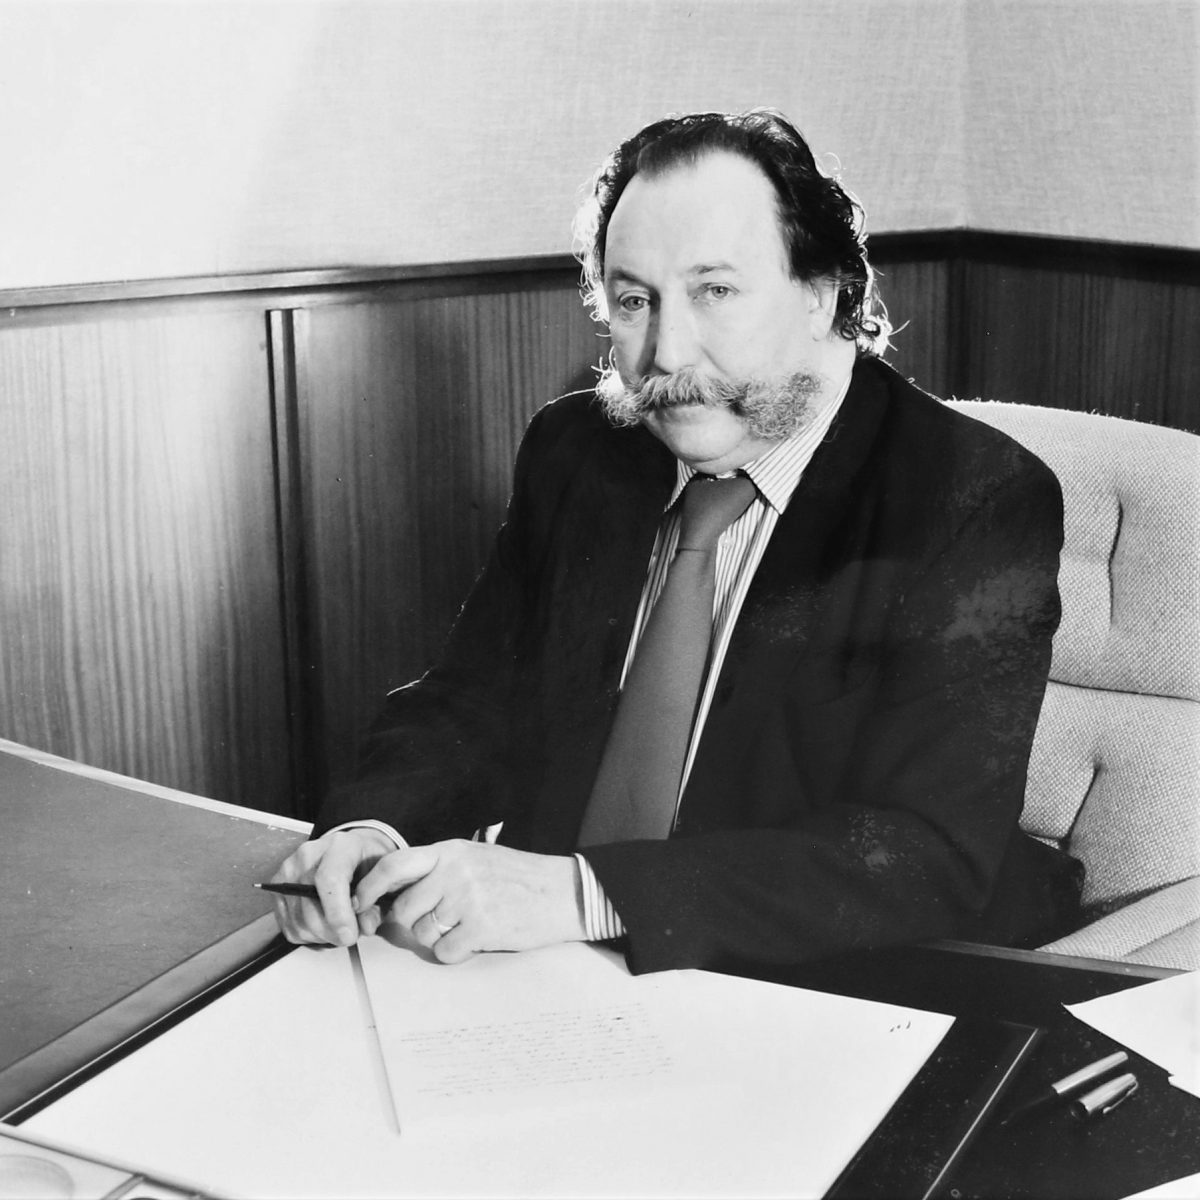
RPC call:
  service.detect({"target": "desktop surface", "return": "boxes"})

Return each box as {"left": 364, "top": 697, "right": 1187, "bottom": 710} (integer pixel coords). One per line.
{"left": 0, "top": 744, "right": 307, "bottom": 1120}
{"left": 781, "top": 941, "right": 1200, "bottom": 1200}
{"left": 3, "top": 742, "right": 1195, "bottom": 1198}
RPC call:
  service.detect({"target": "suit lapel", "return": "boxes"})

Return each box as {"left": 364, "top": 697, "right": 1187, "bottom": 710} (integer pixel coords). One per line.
{"left": 592, "top": 422, "right": 677, "bottom": 678}
{"left": 733, "top": 361, "right": 889, "bottom": 650}
{"left": 685, "top": 361, "right": 894, "bottom": 800}
{"left": 521, "top": 416, "right": 673, "bottom": 850}
{"left": 540, "top": 415, "right": 674, "bottom": 710}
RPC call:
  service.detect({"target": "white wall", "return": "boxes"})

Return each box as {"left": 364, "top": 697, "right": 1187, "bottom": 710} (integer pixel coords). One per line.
{"left": 966, "top": 0, "right": 1199, "bottom": 247}
{"left": 0, "top": 0, "right": 1193, "bottom": 291}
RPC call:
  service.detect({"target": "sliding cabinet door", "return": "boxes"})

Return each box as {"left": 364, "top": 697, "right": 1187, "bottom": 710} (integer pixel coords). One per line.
{"left": 293, "top": 282, "right": 600, "bottom": 791}
{"left": 0, "top": 305, "right": 293, "bottom": 810}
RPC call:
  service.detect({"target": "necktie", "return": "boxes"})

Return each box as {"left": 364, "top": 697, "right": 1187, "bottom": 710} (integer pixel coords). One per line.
{"left": 577, "top": 472, "right": 758, "bottom": 845}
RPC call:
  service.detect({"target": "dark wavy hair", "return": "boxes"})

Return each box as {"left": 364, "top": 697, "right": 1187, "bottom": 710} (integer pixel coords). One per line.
{"left": 574, "top": 108, "right": 889, "bottom": 355}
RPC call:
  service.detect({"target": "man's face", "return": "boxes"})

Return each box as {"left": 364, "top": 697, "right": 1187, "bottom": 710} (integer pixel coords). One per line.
{"left": 601, "top": 150, "right": 837, "bottom": 474}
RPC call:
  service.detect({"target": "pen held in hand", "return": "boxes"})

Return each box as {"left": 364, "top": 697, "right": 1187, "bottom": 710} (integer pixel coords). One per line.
{"left": 255, "top": 880, "right": 403, "bottom": 911}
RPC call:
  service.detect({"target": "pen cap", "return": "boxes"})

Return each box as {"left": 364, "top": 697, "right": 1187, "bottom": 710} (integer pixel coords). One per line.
{"left": 1050, "top": 1049, "right": 1129, "bottom": 1096}
{"left": 1070, "top": 1072, "right": 1138, "bottom": 1119}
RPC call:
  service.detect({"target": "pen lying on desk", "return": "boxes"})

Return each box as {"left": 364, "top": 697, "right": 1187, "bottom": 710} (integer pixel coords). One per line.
{"left": 255, "top": 881, "right": 404, "bottom": 910}
{"left": 1072, "top": 1072, "right": 1138, "bottom": 1120}
{"left": 1000, "top": 1050, "right": 1132, "bottom": 1126}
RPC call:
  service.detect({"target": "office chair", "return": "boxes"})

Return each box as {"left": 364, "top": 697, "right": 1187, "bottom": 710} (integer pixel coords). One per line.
{"left": 948, "top": 400, "right": 1200, "bottom": 970}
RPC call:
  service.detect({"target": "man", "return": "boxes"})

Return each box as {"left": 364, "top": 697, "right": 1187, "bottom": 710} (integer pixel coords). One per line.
{"left": 271, "top": 109, "right": 1083, "bottom": 975}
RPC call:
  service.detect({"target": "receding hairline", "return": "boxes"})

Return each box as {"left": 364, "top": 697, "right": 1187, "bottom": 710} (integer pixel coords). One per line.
{"left": 628, "top": 142, "right": 778, "bottom": 189}
{"left": 603, "top": 149, "right": 795, "bottom": 282}
{"left": 607, "top": 147, "right": 785, "bottom": 236}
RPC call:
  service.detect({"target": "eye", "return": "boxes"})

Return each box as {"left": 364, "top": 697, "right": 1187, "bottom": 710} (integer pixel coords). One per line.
{"left": 699, "top": 283, "right": 736, "bottom": 302}
{"left": 617, "top": 293, "right": 649, "bottom": 314}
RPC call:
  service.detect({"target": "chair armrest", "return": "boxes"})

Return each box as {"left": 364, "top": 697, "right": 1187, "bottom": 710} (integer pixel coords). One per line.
{"left": 1038, "top": 877, "right": 1200, "bottom": 971}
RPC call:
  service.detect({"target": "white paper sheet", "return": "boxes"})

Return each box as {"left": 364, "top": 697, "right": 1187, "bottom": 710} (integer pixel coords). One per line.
{"left": 1121, "top": 1170, "right": 1200, "bottom": 1200}
{"left": 1066, "top": 971, "right": 1200, "bottom": 1098}
{"left": 358, "top": 937, "right": 955, "bottom": 1196}
{"left": 25, "top": 946, "right": 393, "bottom": 1200}
{"left": 26, "top": 940, "right": 953, "bottom": 1199}
{"left": 362, "top": 938, "right": 681, "bottom": 1122}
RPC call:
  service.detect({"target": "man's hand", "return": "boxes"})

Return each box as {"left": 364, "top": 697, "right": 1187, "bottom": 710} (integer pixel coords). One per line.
{"left": 270, "top": 826, "right": 397, "bottom": 946}
{"left": 353, "top": 840, "right": 587, "bottom": 964}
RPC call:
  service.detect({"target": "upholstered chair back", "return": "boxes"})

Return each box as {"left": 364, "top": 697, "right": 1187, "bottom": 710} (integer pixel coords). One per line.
{"left": 949, "top": 401, "right": 1200, "bottom": 965}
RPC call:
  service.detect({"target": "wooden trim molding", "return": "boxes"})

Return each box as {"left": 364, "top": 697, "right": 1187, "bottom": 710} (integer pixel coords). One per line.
{"left": 0, "top": 255, "right": 581, "bottom": 310}
{"left": 2, "top": 232, "right": 1197, "bottom": 311}
{"left": 952, "top": 231, "right": 1200, "bottom": 284}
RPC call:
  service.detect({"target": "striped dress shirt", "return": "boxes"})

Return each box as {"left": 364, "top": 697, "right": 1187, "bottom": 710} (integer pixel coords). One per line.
{"left": 576, "top": 382, "right": 849, "bottom": 940}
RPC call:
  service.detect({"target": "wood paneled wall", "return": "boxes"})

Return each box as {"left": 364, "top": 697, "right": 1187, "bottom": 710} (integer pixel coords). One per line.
{"left": 956, "top": 235, "right": 1200, "bottom": 431}
{"left": 290, "top": 287, "right": 604, "bottom": 794}
{"left": 1, "top": 235, "right": 1195, "bottom": 816}
{"left": 0, "top": 303, "right": 292, "bottom": 809}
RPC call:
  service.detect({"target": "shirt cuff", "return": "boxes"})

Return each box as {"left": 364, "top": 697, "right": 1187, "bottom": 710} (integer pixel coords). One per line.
{"left": 574, "top": 853, "right": 627, "bottom": 942}
{"left": 330, "top": 819, "right": 407, "bottom": 850}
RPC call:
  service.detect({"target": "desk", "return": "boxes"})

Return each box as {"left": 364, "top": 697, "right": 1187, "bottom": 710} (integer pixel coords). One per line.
{"left": 0, "top": 739, "right": 308, "bottom": 1122}
{"left": 782, "top": 942, "right": 1200, "bottom": 1199}
{"left": 3, "top": 741, "right": 1197, "bottom": 1198}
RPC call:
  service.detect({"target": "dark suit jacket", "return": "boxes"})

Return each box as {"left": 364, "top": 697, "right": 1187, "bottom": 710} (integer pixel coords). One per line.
{"left": 319, "top": 355, "right": 1083, "bottom": 974}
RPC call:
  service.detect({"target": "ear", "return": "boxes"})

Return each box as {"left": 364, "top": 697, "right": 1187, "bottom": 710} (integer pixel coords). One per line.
{"left": 805, "top": 277, "right": 840, "bottom": 340}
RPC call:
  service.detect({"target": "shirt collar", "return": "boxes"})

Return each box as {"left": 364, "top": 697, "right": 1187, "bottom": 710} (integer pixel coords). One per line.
{"left": 666, "top": 371, "right": 852, "bottom": 514}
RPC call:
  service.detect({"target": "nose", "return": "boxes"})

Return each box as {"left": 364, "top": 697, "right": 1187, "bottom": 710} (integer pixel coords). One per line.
{"left": 649, "top": 296, "right": 700, "bottom": 375}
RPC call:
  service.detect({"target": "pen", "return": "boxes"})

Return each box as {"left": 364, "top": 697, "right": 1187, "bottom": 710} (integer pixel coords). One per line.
{"left": 255, "top": 881, "right": 403, "bottom": 909}
{"left": 255, "top": 881, "right": 320, "bottom": 899}
{"left": 1000, "top": 1050, "right": 1130, "bottom": 1126}
{"left": 1072, "top": 1072, "right": 1139, "bottom": 1120}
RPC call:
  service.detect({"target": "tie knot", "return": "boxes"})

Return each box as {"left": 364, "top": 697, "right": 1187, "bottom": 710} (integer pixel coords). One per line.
{"left": 676, "top": 473, "right": 758, "bottom": 552}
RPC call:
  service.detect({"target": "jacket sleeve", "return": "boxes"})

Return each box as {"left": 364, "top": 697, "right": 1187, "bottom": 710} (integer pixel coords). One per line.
{"left": 580, "top": 457, "right": 1070, "bottom": 974}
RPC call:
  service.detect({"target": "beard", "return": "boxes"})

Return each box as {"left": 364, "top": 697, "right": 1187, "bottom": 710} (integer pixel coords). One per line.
{"left": 596, "top": 361, "right": 825, "bottom": 442}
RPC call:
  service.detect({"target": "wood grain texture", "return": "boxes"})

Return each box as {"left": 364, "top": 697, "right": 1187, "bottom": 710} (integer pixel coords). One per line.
{"left": 0, "top": 310, "right": 292, "bottom": 809}
{"left": 959, "top": 260, "right": 1200, "bottom": 434}
{"left": 293, "top": 283, "right": 603, "bottom": 788}
{"left": 873, "top": 255, "right": 956, "bottom": 398}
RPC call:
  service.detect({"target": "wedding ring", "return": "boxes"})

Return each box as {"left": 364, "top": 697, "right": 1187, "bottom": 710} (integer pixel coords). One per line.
{"left": 430, "top": 907, "right": 455, "bottom": 936}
